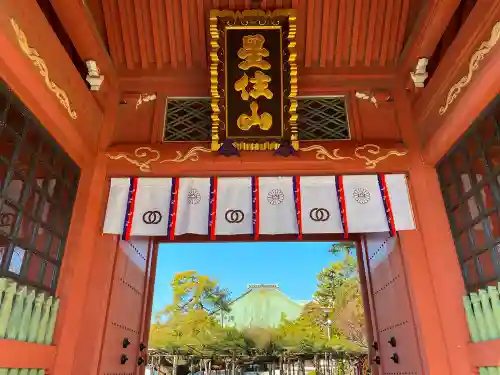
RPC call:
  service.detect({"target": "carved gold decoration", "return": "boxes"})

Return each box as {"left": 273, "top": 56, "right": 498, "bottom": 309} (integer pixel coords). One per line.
{"left": 136, "top": 93, "right": 157, "bottom": 109}
{"left": 234, "top": 141, "right": 280, "bottom": 151}
{"left": 439, "top": 21, "right": 500, "bottom": 115}
{"left": 355, "top": 92, "right": 379, "bottom": 107}
{"left": 10, "top": 19, "right": 78, "bottom": 120}
{"left": 106, "top": 146, "right": 212, "bottom": 172}
{"left": 354, "top": 144, "right": 407, "bottom": 169}
{"left": 300, "top": 144, "right": 408, "bottom": 169}
{"left": 299, "top": 145, "right": 354, "bottom": 161}
{"left": 209, "top": 9, "right": 298, "bottom": 151}
{"left": 106, "top": 147, "right": 160, "bottom": 172}
{"left": 209, "top": 11, "right": 222, "bottom": 151}
{"left": 159, "top": 146, "right": 212, "bottom": 163}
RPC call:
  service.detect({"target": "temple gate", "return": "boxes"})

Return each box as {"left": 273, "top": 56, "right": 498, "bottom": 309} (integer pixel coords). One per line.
{"left": 0, "top": 0, "right": 499, "bottom": 375}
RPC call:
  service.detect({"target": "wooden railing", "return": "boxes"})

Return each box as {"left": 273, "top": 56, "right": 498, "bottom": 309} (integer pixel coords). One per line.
{"left": 463, "top": 283, "right": 500, "bottom": 342}
{"left": 0, "top": 277, "right": 60, "bottom": 374}
{"left": 463, "top": 282, "right": 500, "bottom": 374}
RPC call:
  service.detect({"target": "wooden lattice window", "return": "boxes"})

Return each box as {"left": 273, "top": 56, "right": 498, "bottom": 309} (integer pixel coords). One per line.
{"left": 437, "top": 95, "right": 500, "bottom": 292}
{"left": 0, "top": 79, "right": 80, "bottom": 294}
{"left": 163, "top": 98, "right": 212, "bottom": 142}
{"left": 297, "top": 97, "right": 350, "bottom": 140}
{"left": 163, "top": 97, "right": 350, "bottom": 142}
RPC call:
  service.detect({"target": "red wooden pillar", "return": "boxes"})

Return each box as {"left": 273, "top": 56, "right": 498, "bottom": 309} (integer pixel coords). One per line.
{"left": 53, "top": 88, "right": 119, "bottom": 374}
{"left": 395, "top": 85, "right": 472, "bottom": 375}
{"left": 51, "top": 154, "right": 110, "bottom": 374}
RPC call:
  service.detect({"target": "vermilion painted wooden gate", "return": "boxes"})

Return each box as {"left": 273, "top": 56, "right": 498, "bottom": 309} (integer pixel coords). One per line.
{"left": 98, "top": 238, "right": 154, "bottom": 375}
{"left": 361, "top": 233, "right": 423, "bottom": 375}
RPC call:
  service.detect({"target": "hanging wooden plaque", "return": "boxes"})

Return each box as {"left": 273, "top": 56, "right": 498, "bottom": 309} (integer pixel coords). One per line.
{"left": 209, "top": 10, "right": 298, "bottom": 152}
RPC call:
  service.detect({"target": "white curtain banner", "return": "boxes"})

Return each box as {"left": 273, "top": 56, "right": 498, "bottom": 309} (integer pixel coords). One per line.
{"left": 385, "top": 174, "right": 415, "bottom": 231}
{"left": 103, "top": 178, "right": 130, "bottom": 234}
{"left": 102, "top": 175, "right": 416, "bottom": 237}
{"left": 258, "top": 177, "right": 298, "bottom": 235}
{"left": 215, "top": 177, "right": 253, "bottom": 235}
{"left": 130, "top": 178, "right": 172, "bottom": 236}
{"left": 175, "top": 178, "right": 211, "bottom": 236}
{"left": 300, "top": 176, "right": 344, "bottom": 234}
{"left": 342, "top": 175, "right": 389, "bottom": 233}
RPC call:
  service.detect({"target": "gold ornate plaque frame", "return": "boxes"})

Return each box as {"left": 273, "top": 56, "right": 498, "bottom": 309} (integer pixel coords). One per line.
{"left": 209, "top": 9, "right": 298, "bottom": 152}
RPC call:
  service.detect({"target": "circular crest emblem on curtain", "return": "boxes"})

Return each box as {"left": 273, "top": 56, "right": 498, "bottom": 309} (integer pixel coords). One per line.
{"left": 267, "top": 189, "right": 285, "bottom": 205}
{"left": 187, "top": 189, "right": 201, "bottom": 205}
{"left": 353, "top": 187, "right": 371, "bottom": 204}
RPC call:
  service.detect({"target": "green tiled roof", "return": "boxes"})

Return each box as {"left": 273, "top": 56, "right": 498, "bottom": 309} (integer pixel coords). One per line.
{"left": 218, "top": 284, "right": 306, "bottom": 330}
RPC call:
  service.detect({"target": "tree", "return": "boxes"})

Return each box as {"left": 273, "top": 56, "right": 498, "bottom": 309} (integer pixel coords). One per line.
{"left": 313, "top": 245, "right": 367, "bottom": 349}
{"left": 167, "top": 270, "right": 231, "bottom": 314}
{"left": 329, "top": 242, "right": 356, "bottom": 256}
{"left": 313, "top": 254, "right": 357, "bottom": 308}
{"left": 152, "top": 271, "right": 233, "bottom": 356}
{"left": 271, "top": 303, "right": 364, "bottom": 355}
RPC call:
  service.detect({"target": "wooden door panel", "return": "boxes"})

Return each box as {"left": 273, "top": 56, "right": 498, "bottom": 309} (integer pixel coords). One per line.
{"left": 98, "top": 237, "right": 153, "bottom": 375}
{"left": 363, "top": 233, "right": 423, "bottom": 375}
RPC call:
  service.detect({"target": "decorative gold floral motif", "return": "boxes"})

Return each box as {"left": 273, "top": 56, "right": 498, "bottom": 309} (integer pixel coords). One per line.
{"left": 106, "top": 146, "right": 212, "bottom": 172}
{"left": 106, "top": 147, "right": 160, "bottom": 172}
{"left": 10, "top": 19, "right": 78, "bottom": 120}
{"left": 439, "top": 21, "right": 500, "bottom": 115}
{"left": 299, "top": 145, "right": 354, "bottom": 161}
{"left": 354, "top": 144, "right": 407, "bottom": 169}
{"left": 300, "top": 144, "right": 407, "bottom": 169}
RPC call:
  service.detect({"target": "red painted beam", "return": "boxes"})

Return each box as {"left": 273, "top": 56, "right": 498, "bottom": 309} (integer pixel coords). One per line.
{"left": 118, "top": 67, "right": 396, "bottom": 96}
{"left": 0, "top": 340, "right": 56, "bottom": 369}
{"left": 422, "top": 41, "right": 500, "bottom": 165}
{"left": 468, "top": 339, "right": 500, "bottom": 368}
{"left": 104, "top": 140, "right": 410, "bottom": 177}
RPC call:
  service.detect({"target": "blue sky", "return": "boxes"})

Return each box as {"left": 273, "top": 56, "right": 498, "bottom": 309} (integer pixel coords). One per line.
{"left": 151, "top": 242, "right": 340, "bottom": 317}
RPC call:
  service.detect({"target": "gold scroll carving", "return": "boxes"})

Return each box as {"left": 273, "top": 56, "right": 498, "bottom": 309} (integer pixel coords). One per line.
{"left": 439, "top": 21, "right": 500, "bottom": 116}
{"left": 106, "top": 146, "right": 212, "bottom": 173}
{"left": 10, "top": 19, "right": 78, "bottom": 120}
{"left": 300, "top": 144, "right": 408, "bottom": 169}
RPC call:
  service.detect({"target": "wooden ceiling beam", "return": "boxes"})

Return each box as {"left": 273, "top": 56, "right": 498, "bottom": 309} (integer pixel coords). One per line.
{"left": 118, "top": 67, "right": 395, "bottom": 96}
{"left": 48, "top": 1, "right": 116, "bottom": 79}
{"left": 318, "top": 0, "right": 331, "bottom": 68}
{"left": 180, "top": 0, "right": 193, "bottom": 68}
{"left": 165, "top": 0, "right": 178, "bottom": 68}
{"left": 116, "top": 1, "right": 134, "bottom": 68}
{"left": 386, "top": 0, "right": 402, "bottom": 62}
{"left": 133, "top": 0, "right": 149, "bottom": 69}
{"left": 364, "top": 0, "right": 377, "bottom": 65}
{"left": 102, "top": 0, "right": 124, "bottom": 66}
{"left": 397, "top": 0, "right": 460, "bottom": 75}
{"left": 47, "top": 0, "right": 119, "bottom": 110}
{"left": 349, "top": 0, "right": 361, "bottom": 67}
{"left": 394, "top": 0, "right": 410, "bottom": 60}
{"left": 380, "top": 0, "right": 395, "bottom": 66}
{"left": 341, "top": 0, "right": 355, "bottom": 65}
{"left": 335, "top": 0, "right": 346, "bottom": 67}
{"left": 149, "top": 0, "right": 163, "bottom": 69}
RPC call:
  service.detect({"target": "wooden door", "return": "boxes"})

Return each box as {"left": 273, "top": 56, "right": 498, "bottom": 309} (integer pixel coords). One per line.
{"left": 98, "top": 237, "right": 154, "bottom": 375}
{"left": 361, "top": 232, "right": 423, "bottom": 375}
